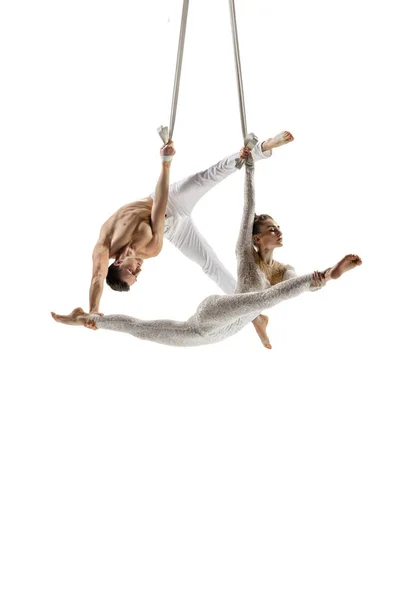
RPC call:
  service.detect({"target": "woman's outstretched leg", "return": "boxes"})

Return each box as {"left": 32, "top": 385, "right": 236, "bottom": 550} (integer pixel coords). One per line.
{"left": 51, "top": 255, "right": 362, "bottom": 346}
{"left": 195, "top": 275, "right": 313, "bottom": 329}
{"left": 194, "top": 255, "right": 362, "bottom": 330}
{"left": 51, "top": 309, "right": 199, "bottom": 346}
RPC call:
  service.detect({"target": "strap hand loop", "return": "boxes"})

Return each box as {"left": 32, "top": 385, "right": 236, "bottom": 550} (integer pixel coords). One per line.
{"left": 235, "top": 132, "right": 258, "bottom": 169}
{"left": 157, "top": 125, "right": 170, "bottom": 145}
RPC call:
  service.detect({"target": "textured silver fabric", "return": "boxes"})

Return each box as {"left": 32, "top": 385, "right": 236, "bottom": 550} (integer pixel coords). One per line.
{"left": 94, "top": 160, "right": 314, "bottom": 347}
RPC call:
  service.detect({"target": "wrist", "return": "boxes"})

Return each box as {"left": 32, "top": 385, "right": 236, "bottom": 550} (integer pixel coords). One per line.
{"left": 322, "top": 268, "right": 332, "bottom": 282}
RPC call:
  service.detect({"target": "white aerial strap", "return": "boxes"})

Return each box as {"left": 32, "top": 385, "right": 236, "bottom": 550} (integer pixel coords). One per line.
{"left": 158, "top": 0, "right": 258, "bottom": 165}
{"left": 158, "top": 0, "right": 189, "bottom": 145}
{"left": 228, "top": 0, "right": 258, "bottom": 168}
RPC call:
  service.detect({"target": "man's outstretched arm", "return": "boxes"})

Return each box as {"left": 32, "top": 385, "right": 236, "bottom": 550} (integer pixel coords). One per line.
{"left": 89, "top": 243, "right": 109, "bottom": 313}
{"left": 145, "top": 142, "right": 175, "bottom": 254}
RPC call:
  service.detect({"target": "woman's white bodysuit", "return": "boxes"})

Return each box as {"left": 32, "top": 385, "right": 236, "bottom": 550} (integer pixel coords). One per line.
{"left": 93, "top": 156, "right": 315, "bottom": 346}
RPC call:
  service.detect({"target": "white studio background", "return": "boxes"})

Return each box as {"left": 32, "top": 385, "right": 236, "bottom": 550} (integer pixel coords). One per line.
{"left": 0, "top": 1, "right": 399, "bottom": 599}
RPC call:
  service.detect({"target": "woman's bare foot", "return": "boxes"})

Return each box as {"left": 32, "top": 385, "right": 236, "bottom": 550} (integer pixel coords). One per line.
{"left": 326, "top": 254, "right": 362, "bottom": 280}
{"left": 51, "top": 307, "right": 93, "bottom": 326}
{"left": 252, "top": 314, "right": 272, "bottom": 349}
{"left": 262, "top": 131, "right": 294, "bottom": 152}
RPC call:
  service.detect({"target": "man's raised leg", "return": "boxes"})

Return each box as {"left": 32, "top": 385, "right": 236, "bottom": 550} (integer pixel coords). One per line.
{"left": 165, "top": 135, "right": 293, "bottom": 217}
{"left": 165, "top": 218, "right": 237, "bottom": 294}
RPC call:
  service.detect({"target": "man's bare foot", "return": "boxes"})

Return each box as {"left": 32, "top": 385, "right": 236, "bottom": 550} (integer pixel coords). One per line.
{"left": 262, "top": 131, "right": 294, "bottom": 152}
{"left": 252, "top": 314, "right": 272, "bottom": 349}
{"left": 51, "top": 307, "right": 90, "bottom": 326}
{"left": 327, "top": 254, "right": 362, "bottom": 280}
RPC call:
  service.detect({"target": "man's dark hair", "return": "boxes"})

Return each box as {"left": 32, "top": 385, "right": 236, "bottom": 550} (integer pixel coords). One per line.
{"left": 106, "top": 263, "right": 130, "bottom": 292}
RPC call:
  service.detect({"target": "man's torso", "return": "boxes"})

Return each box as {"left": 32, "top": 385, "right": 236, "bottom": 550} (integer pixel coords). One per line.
{"left": 101, "top": 198, "right": 155, "bottom": 258}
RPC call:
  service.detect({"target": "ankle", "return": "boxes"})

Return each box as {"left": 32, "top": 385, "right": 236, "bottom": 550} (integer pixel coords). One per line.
{"left": 261, "top": 138, "right": 273, "bottom": 152}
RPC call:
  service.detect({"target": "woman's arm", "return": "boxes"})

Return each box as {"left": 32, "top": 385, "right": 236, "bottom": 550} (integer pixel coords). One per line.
{"left": 235, "top": 152, "right": 262, "bottom": 294}
{"left": 235, "top": 158, "right": 256, "bottom": 261}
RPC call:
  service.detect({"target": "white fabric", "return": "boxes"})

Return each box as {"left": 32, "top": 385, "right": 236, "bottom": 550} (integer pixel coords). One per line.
{"left": 149, "top": 141, "right": 272, "bottom": 294}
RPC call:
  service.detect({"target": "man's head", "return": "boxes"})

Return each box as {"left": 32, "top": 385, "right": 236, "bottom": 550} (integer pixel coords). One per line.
{"left": 252, "top": 214, "right": 283, "bottom": 252}
{"left": 106, "top": 256, "right": 143, "bottom": 291}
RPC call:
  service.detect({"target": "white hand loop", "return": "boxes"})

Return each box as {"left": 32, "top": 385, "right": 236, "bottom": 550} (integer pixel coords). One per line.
{"left": 157, "top": 125, "right": 170, "bottom": 145}
{"left": 235, "top": 132, "right": 258, "bottom": 169}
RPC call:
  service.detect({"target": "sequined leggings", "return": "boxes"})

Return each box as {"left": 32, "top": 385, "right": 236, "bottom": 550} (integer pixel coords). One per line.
{"left": 93, "top": 274, "right": 312, "bottom": 347}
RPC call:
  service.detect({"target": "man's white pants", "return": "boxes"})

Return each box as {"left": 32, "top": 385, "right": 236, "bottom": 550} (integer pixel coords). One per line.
{"left": 150, "top": 141, "right": 272, "bottom": 294}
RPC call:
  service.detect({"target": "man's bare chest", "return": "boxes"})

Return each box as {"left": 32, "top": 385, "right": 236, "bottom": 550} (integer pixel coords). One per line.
{"left": 109, "top": 213, "right": 152, "bottom": 256}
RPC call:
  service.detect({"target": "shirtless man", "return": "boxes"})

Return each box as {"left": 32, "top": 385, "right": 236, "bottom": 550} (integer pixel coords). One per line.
{"left": 87, "top": 141, "right": 176, "bottom": 318}
{"left": 52, "top": 131, "right": 294, "bottom": 345}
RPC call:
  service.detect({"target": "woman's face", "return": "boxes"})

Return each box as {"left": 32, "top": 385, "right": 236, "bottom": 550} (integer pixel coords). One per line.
{"left": 253, "top": 217, "right": 283, "bottom": 251}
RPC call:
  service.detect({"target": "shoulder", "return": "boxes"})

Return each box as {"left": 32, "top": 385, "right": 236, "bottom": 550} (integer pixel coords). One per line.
{"left": 116, "top": 198, "right": 152, "bottom": 217}
{"left": 272, "top": 260, "right": 289, "bottom": 276}
{"left": 282, "top": 263, "right": 297, "bottom": 281}
{"left": 283, "top": 263, "right": 296, "bottom": 273}
{"left": 141, "top": 232, "right": 163, "bottom": 258}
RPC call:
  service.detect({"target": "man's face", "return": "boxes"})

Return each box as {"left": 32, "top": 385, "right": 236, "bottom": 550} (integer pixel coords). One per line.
{"left": 117, "top": 257, "right": 143, "bottom": 286}
{"left": 254, "top": 217, "right": 283, "bottom": 251}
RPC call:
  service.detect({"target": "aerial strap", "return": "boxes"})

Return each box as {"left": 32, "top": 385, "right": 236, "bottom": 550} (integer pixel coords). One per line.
{"left": 228, "top": 0, "right": 258, "bottom": 168}
{"left": 158, "top": 0, "right": 190, "bottom": 144}
{"left": 158, "top": 0, "right": 258, "bottom": 161}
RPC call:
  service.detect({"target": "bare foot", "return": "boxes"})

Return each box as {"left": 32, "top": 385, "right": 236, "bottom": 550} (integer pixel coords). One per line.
{"left": 252, "top": 314, "right": 272, "bottom": 349}
{"left": 327, "top": 254, "right": 362, "bottom": 280}
{"left": 262, "top": 131, "right": 294, "bottom": 152}
{"left": 51, "top": 307, "right": 90, "bottom": 326}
